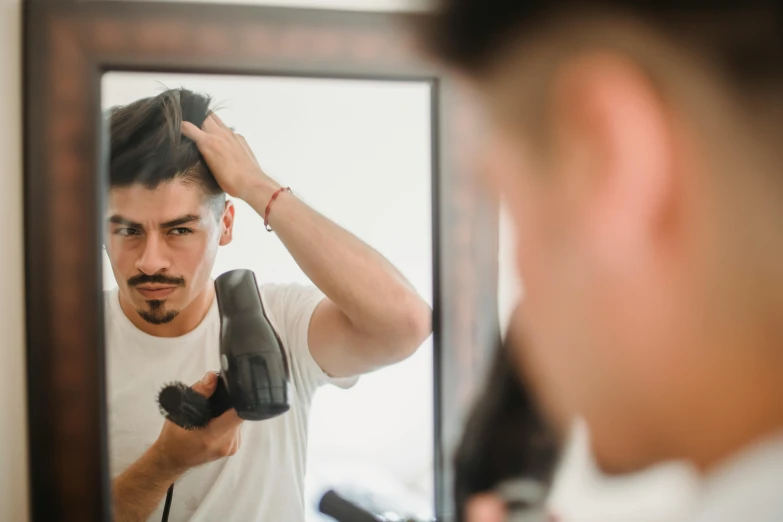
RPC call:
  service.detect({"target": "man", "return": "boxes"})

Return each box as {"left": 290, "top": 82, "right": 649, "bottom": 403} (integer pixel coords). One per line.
{"left": 105, "top": 88, "right": 432, "bottom": 522}
{"left": 417, "top": 2, "right": 783, "bottom": 521}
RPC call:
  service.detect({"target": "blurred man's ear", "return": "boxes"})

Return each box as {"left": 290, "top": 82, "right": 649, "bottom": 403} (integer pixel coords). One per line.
{"left": 219, "top": 199, "right": 235, "bottom": 246}
{"left": 549, "top": 52, "right": 676, "bottom": 274}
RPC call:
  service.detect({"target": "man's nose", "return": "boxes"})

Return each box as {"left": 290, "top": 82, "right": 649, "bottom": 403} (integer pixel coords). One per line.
{"left": 135, "top": 235, "right": 171, "bottom": 275}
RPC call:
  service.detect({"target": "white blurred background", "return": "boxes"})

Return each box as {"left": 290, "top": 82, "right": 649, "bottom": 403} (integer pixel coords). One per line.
{"left": 101, "top": 72, "right": 435, "bottom": 521}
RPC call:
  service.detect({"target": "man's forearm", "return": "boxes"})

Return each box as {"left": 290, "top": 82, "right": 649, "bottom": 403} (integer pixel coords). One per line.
{"left": 113, "top": 444, "right": 186, "bottom": 522}
{"left": 246, "top": 186, "right": 430, "bottom": 337}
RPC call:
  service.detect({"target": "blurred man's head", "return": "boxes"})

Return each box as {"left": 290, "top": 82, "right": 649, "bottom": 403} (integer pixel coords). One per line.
{"left": 420, "top": 3, "right": 783, "bottom": 473}
{"left": 106, "top": 88, "right": 234, "bottom": 326}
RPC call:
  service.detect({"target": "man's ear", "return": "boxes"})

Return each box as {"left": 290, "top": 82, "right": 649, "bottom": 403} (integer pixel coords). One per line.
{"left": 219, "top": 199, "right": 235, "bottom": 246}
{"left": 550, "top": 52, "right": 675, "bottom": 273}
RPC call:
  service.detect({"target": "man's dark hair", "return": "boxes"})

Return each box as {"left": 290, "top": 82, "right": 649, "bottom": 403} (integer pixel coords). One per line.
{"left": 418, "top": 2, "right": 782, "bottom": 86}
{"left": 108, "top": 88, "right": 224, "bottom": 202}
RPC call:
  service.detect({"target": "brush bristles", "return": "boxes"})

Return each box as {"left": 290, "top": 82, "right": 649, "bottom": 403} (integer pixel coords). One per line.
{"left": 157, "top": 381, "right": 212, "bottom": 430}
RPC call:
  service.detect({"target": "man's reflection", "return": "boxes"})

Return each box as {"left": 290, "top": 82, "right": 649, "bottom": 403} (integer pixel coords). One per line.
{"left": 105, "top": 88, "right": 432, "bottom": 522}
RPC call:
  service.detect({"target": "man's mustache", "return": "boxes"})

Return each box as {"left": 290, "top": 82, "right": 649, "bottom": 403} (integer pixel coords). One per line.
{"left": 127, "top": 274, "right": 186, "bottom": 287}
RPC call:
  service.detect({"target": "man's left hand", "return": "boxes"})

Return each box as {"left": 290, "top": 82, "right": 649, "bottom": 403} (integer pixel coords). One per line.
{"left": 181, "top": 113, "right": 280, "bottom": 201}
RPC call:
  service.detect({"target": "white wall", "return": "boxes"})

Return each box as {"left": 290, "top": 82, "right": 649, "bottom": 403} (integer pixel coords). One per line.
{"left": 0, "top": 0, "right": 28, "bottom": 521}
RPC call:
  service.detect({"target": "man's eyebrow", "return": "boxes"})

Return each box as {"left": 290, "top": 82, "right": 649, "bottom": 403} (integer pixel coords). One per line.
{"left": 107, "top": 214, "right": 201, "bottom": 229}
{"left": 109, "top": 215, "right": 142, "bottom": 228}
{"left": 160, "top": 214, "right": 201, "bottom": 228}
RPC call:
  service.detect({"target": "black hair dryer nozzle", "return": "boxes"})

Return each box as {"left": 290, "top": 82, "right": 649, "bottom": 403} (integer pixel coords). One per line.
{"left": 157, "top": 269, "right": 291, "bottom": 429}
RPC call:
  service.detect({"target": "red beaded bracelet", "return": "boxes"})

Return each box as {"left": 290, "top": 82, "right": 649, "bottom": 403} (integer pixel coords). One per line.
{"left": 264, "top": 186, "right": 292, "bottom": 231}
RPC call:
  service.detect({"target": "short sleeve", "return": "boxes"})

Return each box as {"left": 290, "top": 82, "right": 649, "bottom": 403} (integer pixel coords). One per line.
{"left": 259, "top": 283, "right": 358, "bottom": 402}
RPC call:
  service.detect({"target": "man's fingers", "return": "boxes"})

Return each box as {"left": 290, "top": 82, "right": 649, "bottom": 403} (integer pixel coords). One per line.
{"left": 236, "top": 133, "right": 250, "bottom": 149}
{"left": 209, "top": 407, "right": 244, "bottom": 433}
{"left": 236, "top": 134, "right": 256, "bottom": 157}
{"left": 207, "top": 111, "right": 229, "bottom": 130}
{"left": 202, "top": 113, "right": 221, "bottom": 134}
{"left": 203, "top": 112, "right": 230, "bottom": 135}
{"left": 235, "top": 134, "right": 262, "bottom": 164}
{"left": 236, "top": 134, "right": 248, "bottom": 151}
{"left": 191, "top": 372, "right": 218, "bottom": 397}
{"left": 181, "top": 121, "right": 208, "bottom": 143}
{"left": 466, "top": 494, "right": 507, "bottom": 522}
{"left": 228, "top": 429, "right": 242, "bottom": 456}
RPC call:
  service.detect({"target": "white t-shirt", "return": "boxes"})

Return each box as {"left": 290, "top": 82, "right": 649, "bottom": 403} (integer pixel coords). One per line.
{"left": 680, "top": 434, "right": 783, "bottom": 522}
{"left": 105, "top": 283, "right": 357, "bottom": 522}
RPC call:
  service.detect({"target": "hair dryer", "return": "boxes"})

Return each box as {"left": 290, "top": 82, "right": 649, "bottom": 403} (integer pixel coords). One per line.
{"left": 157, "top": 269, "right": 291, "bottom": 429}
{"left": 453, "top": 325, "right": 558, "bottom": 521}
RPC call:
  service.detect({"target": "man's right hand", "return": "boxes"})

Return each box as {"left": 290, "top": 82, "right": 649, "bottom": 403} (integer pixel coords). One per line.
{"left": 151, "top": 372, "right": 245, "bottom": 474}
{"left": 113, "top": 372, "right": 244, "bottom": 522}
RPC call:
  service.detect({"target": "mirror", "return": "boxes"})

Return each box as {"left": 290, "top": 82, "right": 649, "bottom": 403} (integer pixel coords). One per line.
{"left": 100, "top": 72, "right": 434, "bottom": 521}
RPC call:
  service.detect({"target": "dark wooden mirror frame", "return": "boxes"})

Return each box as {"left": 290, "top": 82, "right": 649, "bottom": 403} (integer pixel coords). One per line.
{"left": 24, "top": 1, "right": 499, "bottom": 520}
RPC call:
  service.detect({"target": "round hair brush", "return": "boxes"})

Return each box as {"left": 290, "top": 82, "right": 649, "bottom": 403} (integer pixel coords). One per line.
{"left": 157, "top": 377, "right": 233, "bottom": 430}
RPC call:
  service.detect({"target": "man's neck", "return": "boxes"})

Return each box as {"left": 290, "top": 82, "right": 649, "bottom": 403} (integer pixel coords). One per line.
{"left": 119, "top": 283, "right": 215, "bottom": 338}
